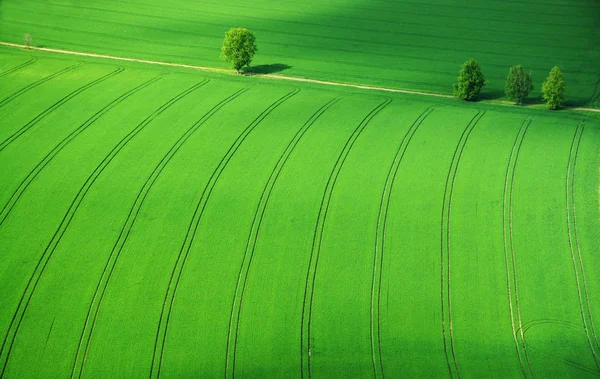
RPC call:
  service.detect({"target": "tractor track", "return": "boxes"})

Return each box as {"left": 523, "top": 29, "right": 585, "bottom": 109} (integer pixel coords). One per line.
{"left": 0, "top": 57, "right": 37, "bottom": 79}
{"left": 224, "top": 97, "right": 340, "bottom": 379}
{"left": 502, "top": 116, "right": 535, "bottom": 379}
{"left": 0, "top": 63, "right": 80, "bottom": 109}
{"left": 440, "top": 110, "right": 485, "bottom": 379}
{"left": 370, "top": 105, "right": 436, "bottom": 379}
{"left": 0, "top": 75, "right": 163, "bottom": 228}
{"left": 0, "top": 67, "right": 123, "bottom": 153}
{"left": 300, "top": 98, "right": 391, "bottom": 379}
{"left": 70, "top": 81, "right": 244, "bottom": 379}
{"left": 0, "top": 80, "right": 206, "bottom": 378}
{"left": 148, "top": 89, "right": 300, "bottom": 379}
{"left": 565, "top": 124, "right": 600, "bottom": 373}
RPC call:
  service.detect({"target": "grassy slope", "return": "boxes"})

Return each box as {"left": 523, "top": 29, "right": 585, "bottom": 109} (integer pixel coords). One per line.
{"left": 0, "top": 36, "right": 599, "bottom": 379}
{"left": 0, "top": 0, "right": 598, "bottom": 107}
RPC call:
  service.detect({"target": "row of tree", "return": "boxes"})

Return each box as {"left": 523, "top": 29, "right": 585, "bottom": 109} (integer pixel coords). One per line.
{"left": 453, "top": 59, "right": 566, "bottom": 110}
{"left": 219, "top": 29, "right": 567, "bottom": 110}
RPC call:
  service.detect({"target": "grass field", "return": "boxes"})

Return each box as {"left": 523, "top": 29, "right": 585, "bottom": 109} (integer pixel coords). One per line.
{"left": 0, "top": 45, "right": 599, "bottom": 378}
{"left": 1, "top": 0, "right": 600, "bottom": 377}
{"left": 0, "top": 0, "right": 599, "bottom": 107}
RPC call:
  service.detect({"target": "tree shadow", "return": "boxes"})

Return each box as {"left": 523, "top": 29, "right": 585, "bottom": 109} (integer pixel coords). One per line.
{"left": 243, "top": 63, "right": 292, "bottom": 75}
{"left": 478, "top": 89, "right": 505, "bottom": 101}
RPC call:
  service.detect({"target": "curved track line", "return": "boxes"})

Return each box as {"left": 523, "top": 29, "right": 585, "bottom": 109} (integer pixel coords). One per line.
{"left": 71, "top": 82, "right": 246, "bottom": 379}
{"left": 565, "top": 124, "right": 600, "bottom": 373}
{"left": 0, "top": 67, "right": 123, "bottom": 153}
{"left": 520, "top": 320, "right": 600, "bottom": 377}
{"left": 503, "top": 117, "right": 535, "bottom": 379}
{"left": 0, "top": 63, "right": 79, "bottom": 109}
{"left": 0, "top": 75, "right": 163, "bottom": 228}
{"left": 440, "top": 110, "right": 485, "bottom": 379}
{"left": 149, "top": 89, "right": 300, "bottom": 379}
{"left": 571, "top": 127, "right": 600, "bottom": 354}
{"left": 370, "top": 105, "right": 436, "bottom": 379}
{"left": 300, "top": 98, "right": 392, "bottom": 379}
{"left": 0, "top": 80, "right": 207, "bottom": 378}
{"left": 224, "top": 97, "right": 341, "bottom": 379}
{"left": 501, "top": 117, "right": 533, "bottom": 379}
{"left": 0, "top": 57, "right": 37, "bottom": 79}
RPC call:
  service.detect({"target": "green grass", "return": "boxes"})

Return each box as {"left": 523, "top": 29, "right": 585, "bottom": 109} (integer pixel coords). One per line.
{"left": 0, "top": 0, "right": 598, "bottom": 107}
{"left": 0, "top": 3, "right": 600, "bottom": 377}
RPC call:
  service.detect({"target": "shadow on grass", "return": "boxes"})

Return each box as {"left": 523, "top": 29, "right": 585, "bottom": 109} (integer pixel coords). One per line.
{"left": 243, "top": 63, "right": 292, "bottom": 75}
{"left": 478, "top": 89, "right": 505, "bottom": 101}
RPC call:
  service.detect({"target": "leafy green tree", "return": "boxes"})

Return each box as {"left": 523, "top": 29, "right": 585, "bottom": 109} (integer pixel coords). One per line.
{"left": 541, "top": 66, "right": 566, "bottom": 110}
{"left": 220, "top": 28, "right": 258, "bottom": 73}
{"left": 453, "top": 59, "right": 486, "bottom": 101}
{"left": 505, "top": 65, "right": 533, "bottom": 105}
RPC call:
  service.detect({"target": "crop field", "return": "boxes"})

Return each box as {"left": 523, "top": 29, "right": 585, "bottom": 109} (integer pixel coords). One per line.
{"left": 0, "top": 0, "right": 599, "bottom": 107}
{"left": 0, "top": 43, "right": 599, "bottom": 378}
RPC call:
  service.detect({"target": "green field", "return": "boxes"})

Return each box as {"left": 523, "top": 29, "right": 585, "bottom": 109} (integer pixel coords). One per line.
{"left": 0, "top": 0, "right": 599, "bottom": 107}
{"left": 1, "top": 1, "right": 600, "bottom": 378}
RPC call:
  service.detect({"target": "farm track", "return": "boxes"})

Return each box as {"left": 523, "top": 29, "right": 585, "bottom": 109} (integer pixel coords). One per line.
{"left": 224, "top": 97, "right": 340, "bottom": 379}
{"left": 4, "top": 14, "right": 593, "bottom": 86}
{"left": 502, "top": 116, "right": 534, "bottom": 379}
{"left": 149, "top": 89, "right": 300, "bottom": 379}
{"left": 0, "top": 75, "right": 163, "bottom": 228}
{"left": 71, "top": 83, "right": 252, "bottom": 379}
{"left": 440, "top": 110, "right": 486, "bottom": 379}
{"left": 0, "top": 63, "right": 79, "bottom": 109}
{"left": 0, "top": 67, "right": 123, "bottom": 153}
{"left": 0, "top": 57, "right": 37, "bottom": 78}
{"left": 3, "top": 42, "right": 600, "bottom": 113}
{"left": 300, "top": 98, "right": 391, "bottom": 379}
{"left": 565, "top": 124, "right": 600, "bottom": 373}
{"left": 0, "top": 80, "right": 207, "bottom": 378}
{"left": 370, "top": 105, "right": 436, "bottom": 379}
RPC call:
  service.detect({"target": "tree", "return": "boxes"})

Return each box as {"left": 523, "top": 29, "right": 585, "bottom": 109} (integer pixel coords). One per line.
{"left": 220, "top": 28, "right": 258, "bottom": 73}
{"left": 453, "top": 59, "right": 486, "bottom": 101}
{"left": 541, "top": 66, "right": 565, "bottom": 110}
{"left": 505, "top": 65, "right": 533, "bottom": 105}
{"left": 24, "top": 33, "right": 32, "bottom": 48}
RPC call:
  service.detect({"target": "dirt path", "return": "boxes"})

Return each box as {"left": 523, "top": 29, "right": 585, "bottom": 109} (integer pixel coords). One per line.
{"left": 2, "top": 41, "right": 599, "bottom": 113}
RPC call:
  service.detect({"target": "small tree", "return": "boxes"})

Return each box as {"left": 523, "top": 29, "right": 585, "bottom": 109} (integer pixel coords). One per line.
{"left": 24, "top": 33, "right": 32, "bottom": 48}
{"left": 453, "top": 59, "right": 486, "bottom": 101}
{"left": 505, "top": 65, "right": 533, "bottom": 105}
{"left": 220, "top": 27, "right": 257, "bottom": 73}
{"left": 541, "top": 66, "right": 565, "bottom": 110}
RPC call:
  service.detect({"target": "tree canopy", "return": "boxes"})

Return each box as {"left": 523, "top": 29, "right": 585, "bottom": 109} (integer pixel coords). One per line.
{"left": 541, "top": 66, "right": 566, "bottom": 110}
{"left": 453, "top": 59, "right": 486, "bottom": 101}
{"left": 220, "top": 27, "right": 258, "bottom": 73}
{"left": 505, "top": 65, "right": 533, "bottom": 105}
